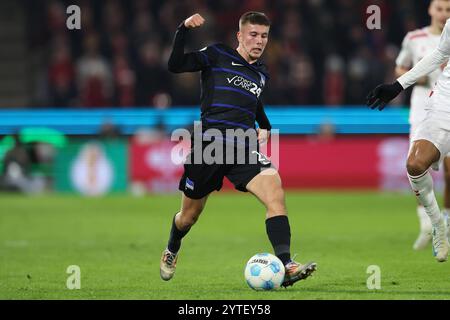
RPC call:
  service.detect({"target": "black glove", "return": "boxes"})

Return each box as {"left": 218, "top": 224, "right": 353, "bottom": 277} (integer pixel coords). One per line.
{"left": 366, "top": 81, "right": 404, "bottom": 111}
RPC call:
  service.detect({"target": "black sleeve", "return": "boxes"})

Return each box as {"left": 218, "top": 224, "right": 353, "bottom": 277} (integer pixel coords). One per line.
{"left": 167, "top": 22, "right": 213, "bottom": 73}
{"left": 255, "top": 100, "right": 271, "bottom": 130}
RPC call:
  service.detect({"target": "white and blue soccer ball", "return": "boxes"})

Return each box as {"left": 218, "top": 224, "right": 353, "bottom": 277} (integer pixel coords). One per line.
{"left": 244, "top": 253, "right": 285, "bottom": 291}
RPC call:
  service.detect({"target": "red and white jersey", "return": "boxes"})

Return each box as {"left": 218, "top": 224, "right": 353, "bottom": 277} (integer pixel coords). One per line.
{"left": 397, "top": 19, "right": 450, "bottom": 119}
{"left": 396, "top": 27, "right": 442, "bottom": 125}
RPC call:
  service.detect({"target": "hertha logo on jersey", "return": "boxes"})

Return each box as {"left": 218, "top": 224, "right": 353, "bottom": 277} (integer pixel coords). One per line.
{"left": 185, "top": 178, "right": 195, "bottom": 190}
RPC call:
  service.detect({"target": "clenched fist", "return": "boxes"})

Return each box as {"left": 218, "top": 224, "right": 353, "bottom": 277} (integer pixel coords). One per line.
{"left": 184, "top": 13, "right": 205, "bottom": 29}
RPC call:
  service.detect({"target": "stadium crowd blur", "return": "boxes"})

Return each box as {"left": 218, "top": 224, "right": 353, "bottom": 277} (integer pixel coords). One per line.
{"left": 27, "top": 0, "right": 432, "bottom": 108}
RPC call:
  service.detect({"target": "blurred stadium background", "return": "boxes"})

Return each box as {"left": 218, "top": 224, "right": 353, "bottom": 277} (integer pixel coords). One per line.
{"left": 0, "top": 0, "right": 443, "bottom": 196}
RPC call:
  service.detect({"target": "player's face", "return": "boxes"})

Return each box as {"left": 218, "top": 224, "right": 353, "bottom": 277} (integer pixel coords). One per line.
{"left": 429, "top": 0, "right": 450, "bottom": 29}
{"left": 237, "top": 23, "right": 270, "bottom": 61}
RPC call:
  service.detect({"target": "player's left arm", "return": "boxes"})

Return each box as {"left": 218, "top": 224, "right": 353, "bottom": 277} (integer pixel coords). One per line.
{"left": 395, "top": 33, "right": 413, "bottom": 77}
{"left": 256, "top": 100, "right": 271, "bottom": 145}
{"left": 394, "top": 33, "right": 428, "bottom": 85}
{"left": 167, "top": 14, "right": 217, "bottom": 73}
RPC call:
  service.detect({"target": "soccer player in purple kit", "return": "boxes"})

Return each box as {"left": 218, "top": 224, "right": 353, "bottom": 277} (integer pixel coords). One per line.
{"left": 160, "top": 12, "right": 317, "bottom": 287}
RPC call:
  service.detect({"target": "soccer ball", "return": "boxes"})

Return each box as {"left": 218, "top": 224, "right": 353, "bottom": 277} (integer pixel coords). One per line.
{"left": 244, "top": 253, "right": 285, "bottom": 290}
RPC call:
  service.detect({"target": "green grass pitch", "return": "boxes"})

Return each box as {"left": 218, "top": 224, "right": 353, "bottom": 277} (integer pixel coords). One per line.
{"left": 0, "top": 191, "right": 449, "bottom": 300}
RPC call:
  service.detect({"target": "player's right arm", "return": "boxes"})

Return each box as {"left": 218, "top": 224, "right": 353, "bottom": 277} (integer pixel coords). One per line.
{"left": 367, "top": 19, "right": 450, "bottom": 110}
{"left": 398, "top": 18, "right": 450, "bottom": 89}
{"left": 395, "top": 66, "right": 409, "bottom": 78}
{"left": 395, "top": 33, "right": 413, "bottom": 78}
{"left": 394, "top": 32, "right": 428, "bottom": 84}
{"left": 167, "top": 14, "right": 214, "bottom": 73}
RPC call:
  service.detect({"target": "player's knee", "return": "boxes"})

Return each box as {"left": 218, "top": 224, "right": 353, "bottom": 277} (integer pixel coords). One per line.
{"left": 406, "top": 157, "right": 429, "bottom": 176}
{"left": 179, "top": 204, "right": 204, "bottom": 228}
{"left": 267, "top": 188, "right": 287, "bottom": 214}
{"left": 178, "top": 212, "right": 200, "bottom": 229}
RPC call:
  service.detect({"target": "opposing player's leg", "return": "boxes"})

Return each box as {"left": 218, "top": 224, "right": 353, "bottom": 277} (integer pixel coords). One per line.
{"left": 410, "top": 124, "right": 432, "bottom": 250}
{"left": 160, "top": 194, "right": 209, "bottom": 281}
{"left": 443, "top": 156, "right": 450, "bottom": 239}
{"left": 413, "top": 204, "right": 432, "bottom": 250}
{"left": 407, "top": 140, "right": 449, "bottom": 262}
{"left": 245, "top": 169, "right": 317, "bottom": 287}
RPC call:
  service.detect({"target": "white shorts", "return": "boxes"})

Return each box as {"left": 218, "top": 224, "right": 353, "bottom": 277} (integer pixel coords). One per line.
{"left": 410, "top": 110, "right": 450, "bottom": 171}
{"left": 409, "top": 86, "right": 432, "bottom": 125}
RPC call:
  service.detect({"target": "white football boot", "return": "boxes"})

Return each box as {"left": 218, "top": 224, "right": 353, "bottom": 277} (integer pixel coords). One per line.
{"left": 160, "top": 249, "right": 178, "bottom": 281}
{"left": 413, "top": 206, "right": 432, "bottom": 250}
{"left": 413, "top": 228, "right": 432, "bottom": 251}
{"left": 431, "top": 216, "right": 450, "bottom": 262}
